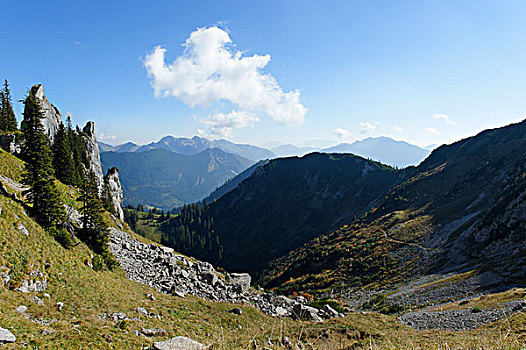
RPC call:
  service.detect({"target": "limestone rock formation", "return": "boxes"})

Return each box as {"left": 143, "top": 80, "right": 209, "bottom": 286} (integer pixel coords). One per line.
{"left": 82, "top": 121, "right": 104, "bottom": 188}
{"left": 31, "top": 84, "right": 61, "bottom": 144}
{"left": 0, "top": 134, "right": 20, "bottom": 154}
{"left": 104, "top": 167, "right": 124, "bottom": 221}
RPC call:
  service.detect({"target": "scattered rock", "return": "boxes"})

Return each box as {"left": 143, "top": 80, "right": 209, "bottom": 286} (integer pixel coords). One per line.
{"left": 16, "top": 305, "right": 28, "bottom": 314}
{"left": 146, "top": 293, "right": 157, "bottom": 301}
{"left": 400, "top": 299, "right": 526, "bottom": 331}
{"left": 42, "top": 329, "right": 54, "bottom": 335}
{"left": 152, "top": 336, "right": 207, "bottom": 350}
{"left": 109, "top": 228, "right": 341, "bottom": 321}
{"left": 16, "top": 274, "right": 48, "bottom": 293}
{"left": 18, "top": 222, "right": 29, "bottom": 236}
{"left": 322, "top": 304, "right": 340, "bottom": 318}
{"left": 103, "top": 333, "right": 113, "bottom": 343}
{"left": 141, "top": 328, "right": 167, "bottom": 337}
{"left": 292, "top": 304, "right": 323, "bottom": 322}
{"left": 0, "top": 327, "right": 16, "bottom": 343}
{"left": 228, "top": 273, "right": 251, "bottom": 293}
{"left": 136, "top": 307, "right": 149, "bottom": 317}
{"left": 56, "top": 302, "right": 64, "bottom": 311}
{"left": 229, "top": 308, "right": 243, "bottom": 315}
{"left": 33, "top": 296, "right": 44, "bottom": 305}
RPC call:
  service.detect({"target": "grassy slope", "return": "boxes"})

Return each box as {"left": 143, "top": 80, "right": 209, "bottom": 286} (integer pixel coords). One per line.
{"left": 1, "top": 150, "right": 526, "bottom": 349}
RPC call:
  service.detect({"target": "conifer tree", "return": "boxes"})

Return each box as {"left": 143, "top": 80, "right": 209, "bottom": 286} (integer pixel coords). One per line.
{"left": 78, "top": 170, "right": 109, "bottom": 255}
{"left": 21, "top": 92, "right": 65, "bottom": 228}
{"left": 66, "top": 116, "right": 88, "bottom": 184}
{"left": 52, "top": 122, "right": 78, "bottom": 186}
{"left": 0, "top": 79, "right": 17, "bottom": 132}
{"left": 78, "top": 170, "right": 117, "bottom": 269}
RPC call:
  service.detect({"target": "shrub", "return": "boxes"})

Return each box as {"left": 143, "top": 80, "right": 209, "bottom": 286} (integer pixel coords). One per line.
{"left": 48, "top": 227, "right": 74, "bottom": 249}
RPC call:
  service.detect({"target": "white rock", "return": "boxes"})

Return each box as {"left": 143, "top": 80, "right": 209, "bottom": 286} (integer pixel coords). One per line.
{"left": 0, "top": 327, "right": 16, "bottom": 343}
{"left": 18, "top": 223, "right": 29, "bottom": 236}
{"left": 16, "top": 305, "right": 28, "bottom": 314}
{"left": 152, "top": 336, "right": 207, "bottom": 350}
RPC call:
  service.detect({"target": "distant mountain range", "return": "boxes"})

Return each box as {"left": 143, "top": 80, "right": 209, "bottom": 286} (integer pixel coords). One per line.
{"left": 99, "top": 135, "right": 275, "bottom": 163}
{"left": 321, "top": 137, "right": 430, "bottom": 168}
{"left": 100, "top": 148, "right": 252, "bottom": 210}
{"left": 100, "top": 135, "right": 430, "bottom": 210}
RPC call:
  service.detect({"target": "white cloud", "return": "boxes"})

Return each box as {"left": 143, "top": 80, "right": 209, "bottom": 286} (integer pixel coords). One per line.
{"left": 144, "top": 26, "right": 306, "bottom": 127}
{"left": 196, "top": 110, "right": 260, "bottom": 139}
{"left": 432, "top": 113, "right": 455, "bottom": 126}
{"left": 360, "top": 121, "right": 378, "bottom": 133}
{"left": 392, "top": 125, "right": 403, "bottom": 132}
{"left": 423, "top": 127, "right": 441, "bottom": 137}
{"left": 98, "top": 132, "right": 117, "bottom": 140}
{"left": 333, "top": 128, "right": 351, "bottom": 140}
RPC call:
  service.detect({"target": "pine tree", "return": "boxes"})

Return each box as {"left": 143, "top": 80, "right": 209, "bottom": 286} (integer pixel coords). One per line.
{"left": 66, "top": 116, "right": 88, "bottom": 185}
{"left": 52, "top": 122, "right": 78, "bottom": 186}
{"left": 0, "top": 79, "right": 17, "bottom": 132}
{"left": 21, "top": 92, "right": 65, "bottom": 228}
{"left": 78, "top": 170, "right": 116, "bottom": 269}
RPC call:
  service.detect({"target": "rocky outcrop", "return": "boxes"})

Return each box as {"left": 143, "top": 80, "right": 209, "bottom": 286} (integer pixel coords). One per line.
{"left": 0, "top": 134, "right": 20, "bottom": 154}
{"left": 109, "top": 228, "right": 344, "bottom": 321}
{"left": 82, "top": 121, "right": 104, "bottom": 189}
{"left": 31, "top": 84, "right": 61, "bottom": 144}
{"left": 104, "top": 167, "right": 124, "bottom": 221}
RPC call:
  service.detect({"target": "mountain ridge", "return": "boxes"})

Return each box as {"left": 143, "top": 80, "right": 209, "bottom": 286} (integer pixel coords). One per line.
{"left": 100, "top": 135, "right": 276, "bottom": 163}
{"left": 101, "top": 147, "right": 252, "bottom": 210}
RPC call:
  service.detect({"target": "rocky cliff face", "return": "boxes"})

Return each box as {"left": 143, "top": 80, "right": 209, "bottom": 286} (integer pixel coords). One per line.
{"left": 82, "top": 121, "right": 104, "bottom": 189}
{"left": 104, "top": 168, "right": 124, "bottom": 221}
{"left": 0, "top": 134, "right": 21, "bottom": 154}
{"left": 31, "top": 84, "right": 61, "bottom": 144}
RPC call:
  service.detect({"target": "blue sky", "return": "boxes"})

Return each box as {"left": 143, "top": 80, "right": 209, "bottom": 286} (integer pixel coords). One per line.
{"left": 2, "top": 0, "right": 526, "bottom": 148}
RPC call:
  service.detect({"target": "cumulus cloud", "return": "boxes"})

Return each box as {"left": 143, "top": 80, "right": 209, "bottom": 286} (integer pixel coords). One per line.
{"left": 423, "top": 127, "right": 441, "bottom": 137}
{"left": 392, "top": 125, "right": 403, "bottom": 132}
{"left": 432, "top": 113, "right": 455, "bottom": 126}
{"left": 196, "top": 110, "right": 260, "bottom": 139}
{"left": 143, "top": 26, "right": 307, "bottom": 134}
{"left": 333, "top": 128, "right": 351, "bottom": 140}
{"left": 360, "top": 121, "right": 378, "bottom": 133}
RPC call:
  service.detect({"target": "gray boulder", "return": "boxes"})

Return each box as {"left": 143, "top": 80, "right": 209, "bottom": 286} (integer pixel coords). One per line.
{"left": 152, "top": 336, "right": 207, "bottom": 350}
{"left": 228, "top": 273, "right": 251, "bottom": 293}
{"left": 292, "top": 304, "right": 323, "bottom": 322}
{"left": 0, "top": 327, "right": 16, "bottom": 343}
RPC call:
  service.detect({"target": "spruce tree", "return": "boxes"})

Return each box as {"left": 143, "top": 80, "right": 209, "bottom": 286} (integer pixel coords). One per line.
{"left": 52, "top": 122, "right": 78, "bottom": 186}
{"left": 21, "top": 92, "right": 65, "bottom": 228}
{"left": 0, "top": 80, "right": 18, "bottom": 132}
{"left": 78, "top": 170, "right": 116, "bottom": 269}
{"left": 66, "top": 116, "right": 88, "bottom": 185}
